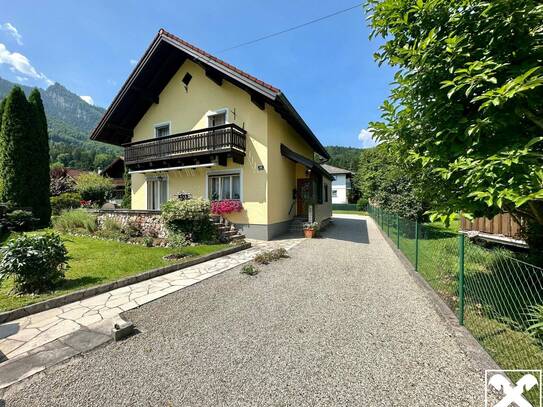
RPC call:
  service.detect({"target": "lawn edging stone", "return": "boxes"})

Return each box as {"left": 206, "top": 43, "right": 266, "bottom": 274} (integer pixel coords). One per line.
{"left": 0, "top": 242, "right": 251, "bottom": 324}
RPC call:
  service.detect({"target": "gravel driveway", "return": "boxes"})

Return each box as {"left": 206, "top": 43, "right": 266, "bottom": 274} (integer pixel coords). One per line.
{"left": 3, "top": 216, "right": 490, "bottom": 406}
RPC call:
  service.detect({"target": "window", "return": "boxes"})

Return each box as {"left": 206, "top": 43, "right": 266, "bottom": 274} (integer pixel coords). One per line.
{"left": 147, "top": 177, "right": 168, "bottom": 210}
{"left": 208, "top": 173, "right": 241, "bottom": 200}
{"left": 332, "top": 189, "right": 338, "bottom": 198}
{"left": 324, "top": 184, "right": 329, "bottom": 203}
{"left": 208, "top": 112, "right": 226, "bottom": 127}
{"left": 154, "top": 123, "right": 170, "bottom": 138}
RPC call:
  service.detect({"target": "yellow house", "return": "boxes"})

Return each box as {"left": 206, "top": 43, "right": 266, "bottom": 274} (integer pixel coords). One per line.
{"left": 91, "top": 29, "right": 332, "bottom": 240}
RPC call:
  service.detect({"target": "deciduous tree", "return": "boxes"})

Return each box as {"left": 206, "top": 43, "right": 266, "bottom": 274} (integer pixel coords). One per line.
{"left": 367, "top": 0, "right": 543, "bottom": 246}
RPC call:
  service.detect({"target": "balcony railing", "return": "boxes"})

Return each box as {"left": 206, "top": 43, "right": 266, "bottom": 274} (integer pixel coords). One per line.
{"left": 124, "top": 123, "right": 246, "bottom": 166}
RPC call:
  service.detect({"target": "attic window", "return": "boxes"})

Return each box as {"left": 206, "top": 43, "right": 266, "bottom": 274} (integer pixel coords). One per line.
{"left": 154, "top": 123, "right": 170, "bottom": 138}
{"left": 182, "top": 73, "right": 192, "bottom": 86}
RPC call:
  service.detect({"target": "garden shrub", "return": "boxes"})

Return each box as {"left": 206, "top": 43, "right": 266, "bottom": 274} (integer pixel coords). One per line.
{"left": 254, "top": 248, "right": 289, "bottom": 265}
{"left": 53, "top": 209, "right": 97, "bottom": 234}
{"left": 167, "top": 232, "right": 189, "bottom": 248}
{"left": 356, "top": 198, "right": 368, "bottom": 212}
{"left": 122, "top": 221, "right": 141, "bottom": 238}
{"left": 95, "top": 218, "right": 126, "bottom": 241}
{"left": 6, "top": 209, "right": 38, "bottom": 231}
{"left": 50, "top": 192, "right": 81, "bottom": 215}
{"left": 0, "top": 233, "right": 69, "bottom": 293}
{"left": 161, "top": 198, "right": 216, "bottom": 243}
{"left": 241, "top": 264, "right": 259, "bottom": 276}
{"left": 75, "top": 173, "right": 113, "bottom": 205}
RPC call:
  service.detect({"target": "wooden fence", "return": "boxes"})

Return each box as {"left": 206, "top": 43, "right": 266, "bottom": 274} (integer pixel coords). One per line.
{"left": 461, "top": 213, "right": 523, "bottom": 239}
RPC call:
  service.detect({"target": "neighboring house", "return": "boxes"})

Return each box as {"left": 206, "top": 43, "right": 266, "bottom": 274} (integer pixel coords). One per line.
{"left": 99, "top": 157, "right": 126, "bottom": 201}
{"left": 322, "top": 164, "right": 353, "bottom": 204}
{"left": 90, "top": 29, "right": 332, "bottom": 240}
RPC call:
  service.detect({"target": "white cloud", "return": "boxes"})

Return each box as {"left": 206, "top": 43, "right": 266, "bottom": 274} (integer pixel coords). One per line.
{"left": 358, "top": 128, "right": 378, "bottom": 148}
{"left": 15, "top": 76, "right": 28, "bottom": 82}
{"left": 129, "top": 59, "right": 137, "bottom": 66}
{"left": 79, "top": 95, "right": 94, "bottom": 105}
{"left": 0, "top": 42, "right": 53, "bottom": 86}
{"left": 0, "top": 23, "right": 23, "bottom": 45}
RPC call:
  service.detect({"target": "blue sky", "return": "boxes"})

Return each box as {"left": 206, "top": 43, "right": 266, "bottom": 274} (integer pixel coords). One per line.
{"left": 0, "top": 1, "right": 394, "bottom": 148}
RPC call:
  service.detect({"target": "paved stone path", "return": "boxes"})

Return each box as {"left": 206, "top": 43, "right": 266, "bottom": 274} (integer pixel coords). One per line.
{"left": 0, "top": 237, "right": 302, "bottom": 366}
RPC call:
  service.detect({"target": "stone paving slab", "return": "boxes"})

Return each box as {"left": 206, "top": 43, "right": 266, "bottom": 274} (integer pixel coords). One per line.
{"left": 0, "top": 237, "right": 302, "bottom": 379}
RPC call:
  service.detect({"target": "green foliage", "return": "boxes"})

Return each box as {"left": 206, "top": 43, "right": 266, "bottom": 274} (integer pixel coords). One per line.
{"left": 6, "top": 210, "right": 37, "bottom": 231}
{"left": 0, "top": 86, "right": 35, "bottom": 209}
{"left": 121, "top": 166, "right": 131, "bottom": 208}
{"left": 253, "top": 248, "right": 289, "bottom": 265}
{"left": 527, "top": 304, "right": 543, "bottom": 343}
{"left": 53, "top": 209, "right": 97, "bottom": 234}
{"left": 324, "top": 146, "right": 362, "bottom": 172}
{"left": 356, "top": 144, "right": 430, "bottom": 219}
{"left": 0, "top": 233, "right": 68, "bottom": 293}
{"left": 161, "top": 199, "right": 216, "bottom": 243}
{"left": 75, "top": 172, "right": 113, "bottom": 204}
{"left": 0, "top": 76, "right": 121, "bottom": 171}
{"left": 356, "top": 198, "right": 368, "bottom": 212}
{"left": 50, "top": 192, "right": 81, "bottom": 215}
{"left": 95, "top": 218, "right": 126, "bottom": 241}
{"left": 28, "top": 89, "right": 51, "bottom": 226}
{"left": 367, "top": 0, "right": 543, "bottom": 246}
{"left": 167, "top": 232, "right": 189, "bottom": 248}
{"left": 241, "top": 264, "right": 259, "bottom": 276}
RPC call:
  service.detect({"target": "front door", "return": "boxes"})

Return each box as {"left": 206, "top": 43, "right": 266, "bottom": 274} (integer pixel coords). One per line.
{"left": 296, "top": 178, "right": 312, "bottom": 217}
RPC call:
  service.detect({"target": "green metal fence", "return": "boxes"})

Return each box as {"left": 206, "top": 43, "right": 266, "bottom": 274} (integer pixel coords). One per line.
{"left": 368, "top": 204, "right": 543, "bottom": 375}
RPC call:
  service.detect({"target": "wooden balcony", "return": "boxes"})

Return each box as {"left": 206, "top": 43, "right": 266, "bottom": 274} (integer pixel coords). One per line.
{"left": 124, "top": 123, "right": 246, "bottom": 166}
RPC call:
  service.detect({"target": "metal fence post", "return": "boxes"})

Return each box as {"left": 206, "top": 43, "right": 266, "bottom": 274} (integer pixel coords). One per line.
{"left": 396, "top": 214, "right": 400, "bottom": 248}
{"left": 414, "top": 220, "right": 419, "bottom": 272}
{"left": 387, "top": 212, "right": 390, "bottom": 236}
{"left": 458, "top": 233, "right": 465, "bottom": 325}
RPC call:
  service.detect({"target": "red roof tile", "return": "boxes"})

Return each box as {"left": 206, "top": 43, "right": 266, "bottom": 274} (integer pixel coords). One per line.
{"left": 160, "top": 29, "right": 281, "bottom": 94}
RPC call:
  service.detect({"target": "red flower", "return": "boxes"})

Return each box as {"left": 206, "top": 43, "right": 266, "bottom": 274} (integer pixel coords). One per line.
{"left": 211, "top": 199, "right": 243, "bottom": 215}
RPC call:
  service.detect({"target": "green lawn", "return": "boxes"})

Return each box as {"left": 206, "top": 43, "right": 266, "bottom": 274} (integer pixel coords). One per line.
{"left": 333, "top": 210, "right": 368, "bottom": 216}
{"left": 0, "top": 232, "right": 228, "bottom": 312}
{"left": 374, "top": 212, "right": 543, "bottom": 397}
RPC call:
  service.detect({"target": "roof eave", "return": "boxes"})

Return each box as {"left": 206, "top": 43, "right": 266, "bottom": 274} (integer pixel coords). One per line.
{"left": 276, "top": 94, "right": 330, "bottom": 160}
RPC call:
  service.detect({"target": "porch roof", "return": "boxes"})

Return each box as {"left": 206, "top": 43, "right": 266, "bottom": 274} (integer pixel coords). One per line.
{"left": 280, "top": 144, "right": 333, "bottom": 180}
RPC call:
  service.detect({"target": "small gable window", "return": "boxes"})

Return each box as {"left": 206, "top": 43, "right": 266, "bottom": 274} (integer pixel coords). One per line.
{"left": 154, "top": 123, "right": 170, "bottom": 138}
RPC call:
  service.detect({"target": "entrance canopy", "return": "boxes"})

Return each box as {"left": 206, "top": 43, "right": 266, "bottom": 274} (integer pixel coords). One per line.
{"left": 280, "top": 144, "right": 333, "bottom": 180}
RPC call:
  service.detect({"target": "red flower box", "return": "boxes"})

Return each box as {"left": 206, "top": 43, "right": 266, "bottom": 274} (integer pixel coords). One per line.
{"left": 211, "top": 199, "right": 243, "bottom": 215}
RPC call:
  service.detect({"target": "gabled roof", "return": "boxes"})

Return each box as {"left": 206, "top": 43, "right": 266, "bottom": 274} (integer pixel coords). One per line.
{"left": 90, "top": 29, "right": 329, "bottom": 159}
{"left": 321, "top": 164, "right": 354, "bottom": 175}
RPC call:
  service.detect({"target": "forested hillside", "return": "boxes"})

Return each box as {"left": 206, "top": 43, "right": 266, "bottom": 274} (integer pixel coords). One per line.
{"left": 324, "top": 146, "right": 362, "bottom": 172}
{"left": 0, "top": 77, "right": 120, "bottom": 170}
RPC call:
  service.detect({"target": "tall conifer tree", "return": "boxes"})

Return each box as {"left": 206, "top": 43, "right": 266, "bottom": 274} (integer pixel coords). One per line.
{"left": 0, "top": 87, "right": 34, "bottom": 208}
{"left": 29, "top": 89, "right": 51, "bottom": 225}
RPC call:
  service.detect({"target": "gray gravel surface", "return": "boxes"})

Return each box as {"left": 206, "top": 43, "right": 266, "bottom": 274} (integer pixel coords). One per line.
{"left": 3, "top": 216, "right": 490, "bottom": 406}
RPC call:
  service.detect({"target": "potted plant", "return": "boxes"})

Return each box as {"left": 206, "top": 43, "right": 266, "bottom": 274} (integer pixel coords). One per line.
{"left": 303, "top": 221, "right": 319, "bottom": 238}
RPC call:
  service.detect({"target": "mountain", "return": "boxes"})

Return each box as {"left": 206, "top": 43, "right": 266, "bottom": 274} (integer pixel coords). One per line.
{"left": 0, "top": 76, "right": 120, "bottom": 170}
{"left": 325, "top": 145, "right": 362, "bottom": 173}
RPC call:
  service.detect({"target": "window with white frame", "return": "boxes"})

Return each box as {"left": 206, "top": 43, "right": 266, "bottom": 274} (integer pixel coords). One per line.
{"left": 147, "top": 177, "right": 168, "bottom": 210}
{"left": 154, "top": 123, "right": 170, "bottom": 138}
{"left": 332, "top": 189, "right": 338, "bottom": 198}
{"left": 208, "top": 173, "right": 241, "bottom": 200}
{"left": 208, "top": 111, "right": 226, "bottom": 127}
